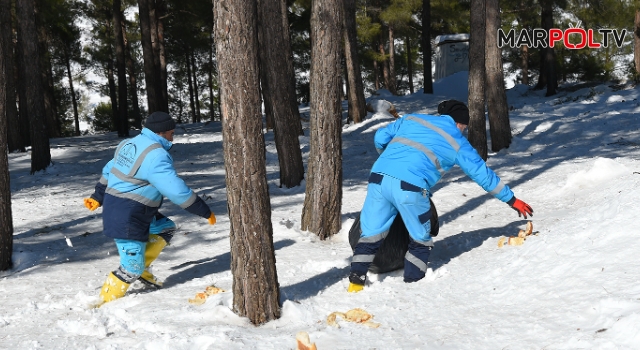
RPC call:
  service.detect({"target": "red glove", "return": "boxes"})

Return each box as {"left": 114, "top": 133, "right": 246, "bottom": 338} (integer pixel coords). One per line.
{"left": 509, "top": 198, "right": 533, "bottom": 219}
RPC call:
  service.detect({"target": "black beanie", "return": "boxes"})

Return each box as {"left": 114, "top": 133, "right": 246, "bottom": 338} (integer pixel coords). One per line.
{"left": 437, "top": 100, "right": 469, "bottom": 125}
{"left": 145, "top": 111, "right": 176, "bottom": 133}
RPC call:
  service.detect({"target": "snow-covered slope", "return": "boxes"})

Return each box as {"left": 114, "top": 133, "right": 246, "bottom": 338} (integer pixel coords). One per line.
{"left": 1, "top": 78, "right": 639, "bottom": 349}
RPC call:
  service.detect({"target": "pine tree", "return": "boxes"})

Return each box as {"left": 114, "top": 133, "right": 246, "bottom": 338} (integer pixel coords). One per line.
{"left": 214, "top": 0, "right": 281, "bottom": 325}
{"left": 122, "top": 15, "right": 143, "bottom": 129}
{"left": 568, "top": 0, "right": 633, "bottom": 82}
{"left": 380, "top": 0, "right": 421, "bottom": 95}
{"left": 536, "top": 0, "right": 557, "bottom": 96}
{"left": 84, "top": 0, "right": 121, "bottom": 132}
{"left": 257, "top": 0, "right": 305, "bottom": 188}
{"left": 112, "top": 0, "right": 129, "bottom": 137}
{"left": 468, "top": 0, "right": 488, "bottom": 160}
{"left": 485, "top": 0, "right": 511, "bottom": 152}
{"left": 500, "top": 0, "right": 539, "bottom": 85}
{"left": 0, "top": 0, "right": 24, "bottom": 151}
{"left": 343, "top": 0, "right": 367, "bottom": 122}
{"left": 17, "top": 0, "right": 52, "bottom": 173}
{"left": 0, "top": 0, "right": 14, "bottom": 271}
{"left": 35, "top": 0, "right": 62, "bottom": 138}
{"left": 138, "top": 0, "right": 162, "bottom": 113}
{"left": 301, "top": 0, "right": 343, "bottom": 239}
{"left": 422, "top": 0, "right": 433, "bottom": 93}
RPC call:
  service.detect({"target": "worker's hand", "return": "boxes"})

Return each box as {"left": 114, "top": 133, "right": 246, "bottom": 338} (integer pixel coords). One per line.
{"left": 509, "top": 198, "right": 533, "bottom": 219}
{"left": 83, "top": 198, "right": 100, "bottom": 211}
{"left": 207, "top": 212, "right": 216, "bottom": 225}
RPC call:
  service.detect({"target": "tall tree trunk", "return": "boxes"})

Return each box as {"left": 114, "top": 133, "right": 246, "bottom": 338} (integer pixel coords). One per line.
{"left": 15, "top": 34, "right": 31, "bottom": 147}
{"left": 208, "top": 27, "right": 216, "bottom": 121}
{"left": 374, "top": 60, "right": 380, "bottom": 91}
{"left": 148, "top": 0, "right": 165, "bottom": 111}
{"left": 105, "top": 18, "right": 118, "bottom": 130}
{"left": 406, "top": 36, "right": 414, "bottom": 94}
{"left": 388, "top": 25, "right": 397, "bottom": 95}
{"left": 16, "top": 0, "right": 51, "bottom": 173}
{"left": 301, "top": 0, "right": 343, "bottom": 239}
{"left": 468, "top": 0, "right": 487, "bottom": 160}
{"left": 36, "top": 15, "right": 60, "bottom": 138}
{"left": 190, "top": 51, "right": 202, "bottom": 123}
{"left": 185, "top": 51, "right": 196, "bottom": 123}
{"left": 123, "top": 22, "right": 142, "bottom": 129}
{"left": 521, "top": 44, "right": 529, "bottom": 85}
{"left": 536, "top": 46, "right": 547, "bottom": 89}
{"left": 64, "top": 50, "right": 80, "bottom": 136}
{"left": 560, "top": 46, "right": 567, "bottom": 82}
{"left": 113, "top": 0, "right": 129, "bottom": 137}
{"left": 485, "top": 0, "right": 511, "bottom": 152}
{"left": 1, "top": 0, "right": 24, "bottom": 152}
{"left": 635, "top": 10, "right": 640, "bottom": 82}
{"left": 257, "top": 0, "right": 305, "bottom": 188}
{"left": 343, "top": 0, "right": 366, "bottom": 123}
{"left": 213, "top": 0, "right": 280, "bottom": 325}
{"left": 107, "top": 58, "right": 119, "bottom": 131}
{"left": 156, "top": 0, "right": 168, "bottom": 112}
{"left": 422, "top": 0, "right": 433, "bottom": 94}
{"left": 138, "top": 0, "right": 159, "bottom": 113}
{"left": 540, "top": 0, "right": 556, "bottom": 96}
{"left": 177, "top": 87, "right": 183, "bottom": 123}
{"left": 0, "top": 1, "right": 14, "bottom": 271}
{"left": 379, "top": 33, "right": 391, "bottom": 92}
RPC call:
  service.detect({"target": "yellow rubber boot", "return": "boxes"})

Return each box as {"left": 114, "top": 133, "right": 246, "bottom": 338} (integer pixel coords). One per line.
{"left": 347, "top": 283, "right": 364, "bottom": 293}
{"left": 138, "top": 234, "right": 167, "bottom": 288}
{"left": 99, "top": 272, "right": 130, "bottom": 304}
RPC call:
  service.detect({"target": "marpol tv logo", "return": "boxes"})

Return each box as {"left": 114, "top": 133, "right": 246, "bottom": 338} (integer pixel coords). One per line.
{"left": 498, "top": 22, "right": 627, "bottom": 49}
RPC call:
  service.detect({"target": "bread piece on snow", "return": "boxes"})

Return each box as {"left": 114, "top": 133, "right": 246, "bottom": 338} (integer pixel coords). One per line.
{"left": 188, "top": 292, "right": 207, "bottom": 305}
{"left": 508, "top": 237, "right": 525, "bottom": 246}
{"left": 296, "top": 331, "right": 317, "bottom": 350}
{"left": 524, "top": 221, "right": 533, "bottom": 236}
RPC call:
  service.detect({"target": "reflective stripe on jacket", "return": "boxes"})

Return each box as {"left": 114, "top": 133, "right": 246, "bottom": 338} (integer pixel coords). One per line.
{"left": 371, "top": 114, "right": 514, "bottom": 203}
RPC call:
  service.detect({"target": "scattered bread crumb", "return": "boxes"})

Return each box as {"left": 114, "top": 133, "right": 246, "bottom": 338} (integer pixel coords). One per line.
{"left": 327, "top": 308, "right": 380, "bottom": 328}
{"left": 188, "top": 285, "right": 226, "bottom": 305}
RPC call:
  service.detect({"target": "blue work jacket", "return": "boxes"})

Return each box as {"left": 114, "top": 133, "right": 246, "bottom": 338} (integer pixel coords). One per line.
{"left": 91, "top": 128, "right": 211, "bottom": 241}
{"left": 371, "top": 114, "right": 514, "bottom": 203}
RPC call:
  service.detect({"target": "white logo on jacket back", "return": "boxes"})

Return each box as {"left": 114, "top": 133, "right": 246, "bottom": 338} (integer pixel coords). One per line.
{"left": 116, "top": 143, "right": 137, "bottom": 168}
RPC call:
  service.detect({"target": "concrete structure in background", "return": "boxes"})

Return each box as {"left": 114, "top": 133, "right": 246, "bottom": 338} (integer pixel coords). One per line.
{"left": 434, "top": 34, "right": 470, "bottom": 81}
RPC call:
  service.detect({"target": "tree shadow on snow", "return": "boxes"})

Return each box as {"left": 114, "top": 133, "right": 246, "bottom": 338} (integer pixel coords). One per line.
{"left": 279, "top": 266, "right": 350, "bottom": 303}
{"left": 3, "top": 223, "right": 115, "bottom": 278}
{"left": 428, "top": 221, "right": 524, "bottom": 271}
{"left": 162, "top": 239, "right": 295, "bottom": 289}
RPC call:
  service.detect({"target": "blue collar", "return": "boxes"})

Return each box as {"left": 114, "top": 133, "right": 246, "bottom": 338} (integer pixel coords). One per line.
{"left": 141, "top": 128, "right": 173, "bottom": 151}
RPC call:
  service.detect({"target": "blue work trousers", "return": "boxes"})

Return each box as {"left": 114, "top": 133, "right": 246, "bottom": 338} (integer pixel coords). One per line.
{"left": 351, "top": 173, "right": 433, "bottom": 282}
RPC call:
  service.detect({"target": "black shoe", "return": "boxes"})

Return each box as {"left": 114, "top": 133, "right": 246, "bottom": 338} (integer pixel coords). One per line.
{"left": 349, "top": 272, "right": 366, "bottom": 286}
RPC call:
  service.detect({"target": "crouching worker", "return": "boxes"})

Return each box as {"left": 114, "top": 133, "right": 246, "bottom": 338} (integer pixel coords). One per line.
{"left": 83, "top": 111, "right": 216, "bottom": 304}
{"left": 348, "top": 100, "right": 533, "bottom": 292}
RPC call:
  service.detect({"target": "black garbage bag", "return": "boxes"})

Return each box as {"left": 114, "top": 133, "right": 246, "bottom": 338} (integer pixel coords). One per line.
{"left": 348, "top": 199, "right": 439, "bottom": 274}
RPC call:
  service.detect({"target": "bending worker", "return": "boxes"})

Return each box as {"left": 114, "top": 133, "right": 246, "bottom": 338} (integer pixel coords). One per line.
{"left": 348, "top": 100, "right": 533, "bottom": 292}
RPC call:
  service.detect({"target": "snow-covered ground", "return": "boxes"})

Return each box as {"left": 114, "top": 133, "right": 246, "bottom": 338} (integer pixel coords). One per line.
{"left": 1, "top": 75, "right": 639, "bottom": 349}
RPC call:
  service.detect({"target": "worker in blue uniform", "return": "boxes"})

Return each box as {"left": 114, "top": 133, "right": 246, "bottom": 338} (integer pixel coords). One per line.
{"left": 348, "top": 100, "right": 533, "bottom": 292}
{"left": 84, "top": 112, "right": 216, "bottom": 304}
